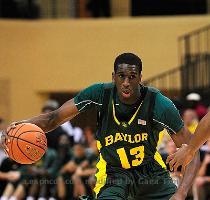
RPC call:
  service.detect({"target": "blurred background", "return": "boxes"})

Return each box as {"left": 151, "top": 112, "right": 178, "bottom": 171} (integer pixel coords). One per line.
{"left": 0, "top": 0, "right": 210, "bottom": 199}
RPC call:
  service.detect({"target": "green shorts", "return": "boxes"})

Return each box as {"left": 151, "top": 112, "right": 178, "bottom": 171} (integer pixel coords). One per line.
{"left": 94, "top": 162, "right": 176, "bottom": 200}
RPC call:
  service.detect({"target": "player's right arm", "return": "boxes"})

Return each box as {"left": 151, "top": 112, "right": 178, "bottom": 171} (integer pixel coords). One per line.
{"left": 167, "top": 111, "right": 210, "bottom": 172}
{"left": 0, "top": 99, "right": 78, "bottom": 151}
{"left": 0, "top": 83, "right": 104, "bottom": 152}
{"left": 15, "top": 99, "right": 79, "bottom": 133}
{"left": 8, "top": 83, "right": 105, "bottom": 133}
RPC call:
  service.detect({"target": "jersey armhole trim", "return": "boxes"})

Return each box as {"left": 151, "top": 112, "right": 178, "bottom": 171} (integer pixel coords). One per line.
{"left": 153, "top": 118, "right": 176, "bottom": 134}
{"left": 75, "top": 100, "right": 102, "bottom": 112}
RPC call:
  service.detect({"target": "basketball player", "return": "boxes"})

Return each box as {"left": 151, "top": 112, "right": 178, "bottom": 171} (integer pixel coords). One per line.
{"left": 167, "top": 111, "right": 210, "bottom": 173}
{"left": 1, "top": 53, "right": 200, "bottom": 200}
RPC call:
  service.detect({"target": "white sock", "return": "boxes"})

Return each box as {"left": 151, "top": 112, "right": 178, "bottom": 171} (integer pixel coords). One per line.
{"left": 48, "top": 198, "right": 56, "bottom": 200}
{"left": 8, "top": 197, "right": 17, "bottom": 200}
{"left": 26, "top": 197, "right": 35, "bottom": 200}
{"left": 38, "top": 198, "right": 47, "bottom": 200}
{"left": 0, "top": 196, "right": 9, "bottom": 200}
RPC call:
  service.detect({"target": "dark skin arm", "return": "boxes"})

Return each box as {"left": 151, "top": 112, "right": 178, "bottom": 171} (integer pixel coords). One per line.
{"left": 169, "top": 127, "right": 200, "bottom": 200}
{"left": 10, "top": 99, "right": 79, "bottom": 133}
{"left": 0, "top": 99, "right": 79, "bottom": 152}
{"left": 167, "top": 111, "right": 210, "bottom": 172}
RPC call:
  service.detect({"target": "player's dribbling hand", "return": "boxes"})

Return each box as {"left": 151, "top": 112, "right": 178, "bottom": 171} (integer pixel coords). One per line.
{"left": 0, "top": 120, "right": 27, "bottom": 155}
{"left": 8, "top": 120, "right": 27, "bottom": 130}
{"left": 0, "top": 129, "right": 10, "bottom": 155}
{"left": 166, "top": 144, "right": 195, "bottom": 173}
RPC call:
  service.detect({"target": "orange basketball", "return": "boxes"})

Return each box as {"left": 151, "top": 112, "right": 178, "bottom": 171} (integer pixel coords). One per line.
{"left": 6, "top": 123, "right": 47, "bottom": 164}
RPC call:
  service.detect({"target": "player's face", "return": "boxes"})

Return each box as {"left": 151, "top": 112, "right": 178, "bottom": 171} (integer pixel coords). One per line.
{"left": 113, "top": 64, "right": 142, "bottom": 104}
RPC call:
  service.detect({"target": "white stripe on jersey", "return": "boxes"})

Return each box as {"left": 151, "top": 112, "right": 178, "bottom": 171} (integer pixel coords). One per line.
{"left": 75, "top": 100, "right": 102, "bottom": 112}
{"left": 153, "top": 118, "right": 176, "bottom": 134}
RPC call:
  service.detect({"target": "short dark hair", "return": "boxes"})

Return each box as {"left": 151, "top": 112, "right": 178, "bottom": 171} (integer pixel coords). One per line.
{"left": 114, "top": 53, "right": 142, "bottom": 73}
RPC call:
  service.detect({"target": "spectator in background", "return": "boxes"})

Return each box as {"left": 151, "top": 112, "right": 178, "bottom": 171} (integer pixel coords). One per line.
{"left": 186, "top": 93, "right": 208, "bottom": 120}
{"left": 182, "top": 109, "right": 198, "bottom": 134}
{"left": 156, "top": 129, "right": 170, "bottom": 154}
{"left": 57, "top": 143, "right": 89, "bottom": 200}
{"left": 1, "top": 118, "right": 20, "bottom": 196}
{"left": 42, "top": 100, "right": 69, "bottom": 150}
{"left": 161, "top": 139, "right": 182, "bottom": 187}
{"left": 0, "top": 172, "right": 20, "bottom": 182}
{"left": 0, "top": 159, "right": 20, "bottom": 197}
{"left": 0, "top": 118, "right": 7, "bottom": 165}
{"left": 61, "top": 118, "right": 84, "bottom": 145}
{"left": 193, "top": 139, "right": 210, "bottom": 200}
{"left": 72, "top": 140, "right": 98, "bottom": 199}
{"left": 83, "top": 127, "right": 95, "bottom": 148}
{"left": 1, "top": 147, "right": 57, "bottom": 200}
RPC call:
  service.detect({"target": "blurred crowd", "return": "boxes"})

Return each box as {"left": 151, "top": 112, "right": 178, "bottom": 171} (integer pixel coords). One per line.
{"left": 0, "top": 92, "right": 210, "bottom": 200}
{"left": 0, "top": 100, "right": 98, "bottom": 200}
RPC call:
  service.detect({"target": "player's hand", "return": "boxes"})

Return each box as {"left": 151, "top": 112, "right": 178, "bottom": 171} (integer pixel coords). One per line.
{"left": 0, "top": 122, "right": 19, "bottom": 154}
{"left": 0, "top": 129, "right": 10, "bottom": 155}
{"left": 8, "top": 120, "right": 27, "bottom": 131}
{"left": 166, "top": 144, "right": 196, "bottom": 173}
{"left": 0, "top": 120, "right": 27, "bottom": 155}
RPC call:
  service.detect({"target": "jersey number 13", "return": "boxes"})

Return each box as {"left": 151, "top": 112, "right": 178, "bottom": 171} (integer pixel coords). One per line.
{"left": 117, "top": 146, "right": 145, "bottom": 169}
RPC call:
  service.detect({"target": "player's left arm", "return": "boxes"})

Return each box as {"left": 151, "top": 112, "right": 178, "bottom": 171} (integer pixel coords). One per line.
{"left": 170, "top": 127, "right": 200, "bottom": 199}
{"left": 154, "top": 93, "right": 200, "bottom": 199}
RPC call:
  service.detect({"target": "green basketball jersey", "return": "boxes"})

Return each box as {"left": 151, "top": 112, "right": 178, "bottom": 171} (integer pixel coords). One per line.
{"left": 74, "top": 83, "right": 184, "bottom": 169}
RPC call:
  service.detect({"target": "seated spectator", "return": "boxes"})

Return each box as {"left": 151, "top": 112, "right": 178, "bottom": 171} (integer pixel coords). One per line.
{"left": 182, "top": 108, "right": 198, "bottom": 134}
{"left": 83, "top": 126, "right": 95, "bottom": 148}
{"left": 61, "top": 122, "right": 84, "bottom": 145}
{"left": 0, "top": 118, "right": 7, "bottom": 165}
{"left": 0, "top": 158, "right": 20, "bottom": 196}
{"left": 57, "top": 143, "right": 89, "bottom": 200}
{"left": 0, "top": 171, "right": 20, "bottom": 181}
{"left": 193, "top": 139, "right": 210, "bottom": 200}
{"left": 186, "top": 93, "right": 208, "bottom": 120}
{"left": 71, "top": 140, "right": 98, "bottom": 198}
{"left": 161, "top": 139, "right": 182, "bottom": 187}
{"left": 157, "top": 129, "right": 170, "bottom": 154}
{"left": 42, "top": 100, "right": 69, "bottom": 150}
{"left": 1, "top": 148, "right": 57, "bottom": 200}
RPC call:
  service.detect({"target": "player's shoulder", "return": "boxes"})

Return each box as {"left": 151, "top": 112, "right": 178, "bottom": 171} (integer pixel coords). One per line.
{"left": 102, "top": 82, "right": 114, "bottom": 90}
{"left": 147, "top": 86, "right": 174, "bottom": 108}
{"left": 146, "top": 86, "right": 161, "bottom": 94}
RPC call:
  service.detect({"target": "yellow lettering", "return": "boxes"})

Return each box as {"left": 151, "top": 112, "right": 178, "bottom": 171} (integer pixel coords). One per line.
{"left": 105, "top": 135, "right": 113, "bottom": 146}
{"left": 121, "top": 133, "right": 128, "bottom": 141}
{"left": 142, "top": 133, "right": 148, "bottom": 141}
{"left": 128, "top": 135, "right": 135, "bottom": 143}
{"left": 114, "top": 133, "right": 123, "bottom": 143}
{"left": 134, "top": 134, "right": 141, "bottom": 143}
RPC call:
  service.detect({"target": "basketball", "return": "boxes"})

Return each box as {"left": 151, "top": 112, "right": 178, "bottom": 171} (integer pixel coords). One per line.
{"left": 6, "top": 123, "right": 47, "bottom": 164}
